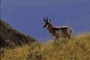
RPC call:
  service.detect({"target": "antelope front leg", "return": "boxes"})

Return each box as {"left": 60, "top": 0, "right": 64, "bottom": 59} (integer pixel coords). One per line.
{"left": 54, "top": 38, "right": 58, "bottom": 44}
{"left": 54, "top": 38, "right": 56, "bottom": 44}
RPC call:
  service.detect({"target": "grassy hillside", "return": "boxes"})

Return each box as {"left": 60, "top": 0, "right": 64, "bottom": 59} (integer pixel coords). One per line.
{"left": 1, "top": 32, "right": 90, "bottom": 60}
{"left": 0, "top": 20, "right": 37, "bottom": 48}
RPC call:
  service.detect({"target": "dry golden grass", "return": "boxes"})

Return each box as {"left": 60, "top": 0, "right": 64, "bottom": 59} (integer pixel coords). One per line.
{"left": 1, "top": 32, "right": 90, "bottom": 60}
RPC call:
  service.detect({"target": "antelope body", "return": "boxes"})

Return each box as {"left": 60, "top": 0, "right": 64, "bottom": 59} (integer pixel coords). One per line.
{"left": 43, "top": 17, "right": 72, "bottom": 43}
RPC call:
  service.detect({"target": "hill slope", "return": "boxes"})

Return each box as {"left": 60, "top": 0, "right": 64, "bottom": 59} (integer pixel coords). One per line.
{"left": 0, "top": 19, "right": 37, "bottom": 48}
{"left": 1, "top": 32, "right": 90, "bottom": 60}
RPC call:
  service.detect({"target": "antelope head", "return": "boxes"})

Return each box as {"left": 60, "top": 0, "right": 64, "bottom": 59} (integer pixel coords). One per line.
{"left": 43, "top": 17, "right": 52, "bottom": 28}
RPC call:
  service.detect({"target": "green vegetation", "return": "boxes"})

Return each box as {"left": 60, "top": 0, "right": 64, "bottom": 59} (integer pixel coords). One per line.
{"left": 1, "top": 32, "right": 90, "bottom": 60}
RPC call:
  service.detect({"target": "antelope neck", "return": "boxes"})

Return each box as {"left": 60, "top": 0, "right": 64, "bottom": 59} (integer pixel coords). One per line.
{"left": 47, "top": 25, "right": 54, "bottom": 33}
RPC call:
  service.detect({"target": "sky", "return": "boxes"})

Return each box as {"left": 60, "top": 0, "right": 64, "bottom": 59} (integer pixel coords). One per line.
{"left": 1, "top": 0, "right": 90, "bottom": 42}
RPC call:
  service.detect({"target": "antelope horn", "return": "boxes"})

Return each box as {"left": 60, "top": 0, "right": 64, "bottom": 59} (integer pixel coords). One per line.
{"left": 44, "top": 17, "right": 46, "bottom": 22}
{"left": 49, "top": 19, "right": 51, "bottom": 22}
{"left": 45, "top": 17, "right": 48, "bottom": 22}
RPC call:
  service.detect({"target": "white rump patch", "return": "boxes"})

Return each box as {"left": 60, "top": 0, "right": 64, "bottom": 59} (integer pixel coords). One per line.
{"left": 67, "top": 28, "right": 71, "bottom": 35}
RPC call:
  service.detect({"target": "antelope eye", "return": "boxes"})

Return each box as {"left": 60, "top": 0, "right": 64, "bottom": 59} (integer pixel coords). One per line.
{"left": 48, "top": 24, "right": 51, "bottom": 28}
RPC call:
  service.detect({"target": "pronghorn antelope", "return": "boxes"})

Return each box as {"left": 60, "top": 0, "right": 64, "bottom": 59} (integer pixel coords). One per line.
{"left": 43, "top": 17, "right": 72, "bottom": 43}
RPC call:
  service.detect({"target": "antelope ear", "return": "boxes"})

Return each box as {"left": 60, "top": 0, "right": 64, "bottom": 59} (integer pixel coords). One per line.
{"left": 49, "top": 19, "right": 51, "bottom": 23}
